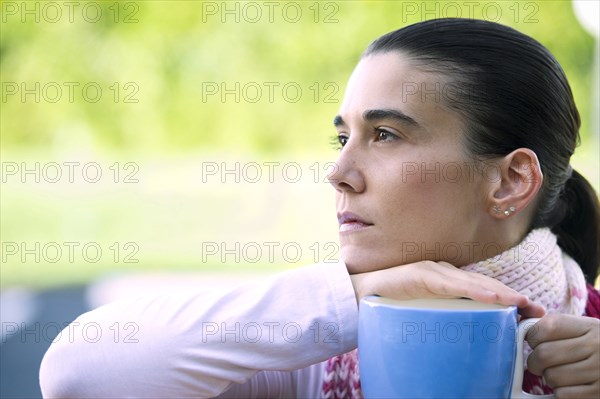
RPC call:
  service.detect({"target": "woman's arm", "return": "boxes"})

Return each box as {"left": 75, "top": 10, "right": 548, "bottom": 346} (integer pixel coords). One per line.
{"left": 39, "top": 261, "right": 358, "bottom": 398}
{"left": 39, "top": 259, "right": 543, "bottom": 398}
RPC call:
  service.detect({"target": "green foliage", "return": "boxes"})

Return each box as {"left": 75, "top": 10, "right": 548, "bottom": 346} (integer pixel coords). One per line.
{"left": 1, "top": 1, "right": 596, "bottom": 154}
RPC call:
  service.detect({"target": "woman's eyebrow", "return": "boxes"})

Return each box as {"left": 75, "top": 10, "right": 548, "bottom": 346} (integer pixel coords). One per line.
{"left": 363, "top": 108, "right": 418, "bottom": 126}
{"left": 333, "top": 115, "right": 346, "bottom": 127}
{"left": 333, "top": 108, "right": 419, "bottom": 128}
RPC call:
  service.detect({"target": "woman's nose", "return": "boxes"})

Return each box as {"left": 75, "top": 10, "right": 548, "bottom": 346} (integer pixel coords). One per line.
{"left": 327, "top": 147, "right": 366, "bottom": 193}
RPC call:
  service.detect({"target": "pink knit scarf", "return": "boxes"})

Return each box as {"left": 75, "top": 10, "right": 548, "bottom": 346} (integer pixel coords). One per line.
{"left": 322, "top": 228, "right": 588, "bottom": 399}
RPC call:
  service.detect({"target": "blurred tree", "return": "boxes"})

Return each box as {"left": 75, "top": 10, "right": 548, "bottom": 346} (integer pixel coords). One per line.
{"left": 0, "top": 1, "right": 595, "bottom": 155}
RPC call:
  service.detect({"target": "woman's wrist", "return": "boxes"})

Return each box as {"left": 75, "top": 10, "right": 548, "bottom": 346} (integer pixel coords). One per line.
{"left": 350, "top": 272, "right": 373, "bottom": 304}
{"left": 349, "top": 274, "right": 361, "bottom": 304}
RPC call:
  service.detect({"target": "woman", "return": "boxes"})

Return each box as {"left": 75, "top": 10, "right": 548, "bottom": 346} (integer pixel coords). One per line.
{"left": 40, "top": 19, "right": 599, "bottom": 398}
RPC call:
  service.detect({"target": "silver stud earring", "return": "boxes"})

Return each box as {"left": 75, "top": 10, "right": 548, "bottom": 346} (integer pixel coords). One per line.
{"left": 494, "top": 205, "right": 515, "bottom": 216}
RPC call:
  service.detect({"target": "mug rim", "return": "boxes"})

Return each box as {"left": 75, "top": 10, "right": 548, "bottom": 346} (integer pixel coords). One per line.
{"left": 361, "top": 295, "right": 516, "bottom": 312}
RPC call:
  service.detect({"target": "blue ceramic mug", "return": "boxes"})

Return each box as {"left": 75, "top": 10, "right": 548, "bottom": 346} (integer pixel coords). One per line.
{"left": 358, "top": 296, "right": 554, "bottom": 399}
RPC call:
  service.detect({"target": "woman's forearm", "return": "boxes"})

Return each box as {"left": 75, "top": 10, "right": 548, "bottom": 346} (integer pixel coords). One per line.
{"left": 39, "top": 261, "right": 358, "bottom": 398}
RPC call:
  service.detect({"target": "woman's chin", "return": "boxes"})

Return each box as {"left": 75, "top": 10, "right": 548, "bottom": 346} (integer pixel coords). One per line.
{"left": 340, "top": 249, "right": 404, "bottom": 274}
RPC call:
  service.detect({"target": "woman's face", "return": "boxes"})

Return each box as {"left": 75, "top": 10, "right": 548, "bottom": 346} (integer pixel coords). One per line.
{"left": 329, "top": 52, "right": 492, "bottom": 274}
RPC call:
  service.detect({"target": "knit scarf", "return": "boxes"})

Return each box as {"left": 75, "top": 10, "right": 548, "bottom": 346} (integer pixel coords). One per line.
{"left": 322, "top": 228, "right": 588, "bottom": 399}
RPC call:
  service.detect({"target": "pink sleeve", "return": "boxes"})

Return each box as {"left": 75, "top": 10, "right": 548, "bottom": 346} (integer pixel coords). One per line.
{"left": 39, "top": 262, "right": 358, "bottom": 398}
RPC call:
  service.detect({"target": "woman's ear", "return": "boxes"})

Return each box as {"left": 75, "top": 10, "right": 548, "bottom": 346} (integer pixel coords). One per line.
{"left": 487, "top": 148, "right": 543, "bottom": 219}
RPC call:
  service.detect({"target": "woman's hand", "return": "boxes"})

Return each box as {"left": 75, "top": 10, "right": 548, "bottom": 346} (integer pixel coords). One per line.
{"left": 526, "top": 314, "right": 600, "bottom": 399}
{"left": 349, "top": 260, "right": 546, "bottom": 318}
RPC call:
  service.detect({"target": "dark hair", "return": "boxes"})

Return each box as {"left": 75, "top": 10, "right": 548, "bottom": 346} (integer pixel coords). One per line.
{"left": 364, "top": 18, "right": 599, "bottom": 284}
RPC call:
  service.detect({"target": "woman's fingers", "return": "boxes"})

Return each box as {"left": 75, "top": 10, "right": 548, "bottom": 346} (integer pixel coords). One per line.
{"left": 416, "top": 261, "right": 536, "bottom": 309}
{"left": 527, "top": 314, "right": 596, "bottom": 348}
{"left": 539, "top": 358, "right": 599, "bottom": 387}
{"left": 517, "top": 302, "right": 546, "bottom": 319}
{"left": 354, "top": 260, "right": 540, "bottom": 313}
{"left": 527, "top": 315, "right": 600, "bottom": 372}
{"left": 525, "top": 315, "right": 600, "bottom": 399}
{"left": 552, "top": 383, "right": 600, "bottom": 399}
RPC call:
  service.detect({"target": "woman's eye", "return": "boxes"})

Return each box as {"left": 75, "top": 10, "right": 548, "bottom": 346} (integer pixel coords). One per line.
{"left": 375, "top": 128, "right": 399, "bottom": 142}
{"left": 330, "top": 134, "right": 348, "bottom": 150}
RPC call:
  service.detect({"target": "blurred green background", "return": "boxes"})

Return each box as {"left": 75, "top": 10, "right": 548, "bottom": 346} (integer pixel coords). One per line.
{"left": 1, "top": 0, "right": 598, "bottom": 288}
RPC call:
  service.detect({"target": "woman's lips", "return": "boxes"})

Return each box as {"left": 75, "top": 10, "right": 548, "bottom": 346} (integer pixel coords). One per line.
{"left": 339, "top": 221, "right": 373, "bottom": 233}
{"left": 337, "top": 211, "right": 373, "bottom": 233}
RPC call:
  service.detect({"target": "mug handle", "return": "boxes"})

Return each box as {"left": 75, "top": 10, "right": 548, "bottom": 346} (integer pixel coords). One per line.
{"left": 510, "top": 318, "right": 554, "bottom": 399}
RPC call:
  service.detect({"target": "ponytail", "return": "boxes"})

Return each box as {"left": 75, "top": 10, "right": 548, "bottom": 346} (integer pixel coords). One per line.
{"left": 551, "top": 169, "right": 600, "bottom": 284}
